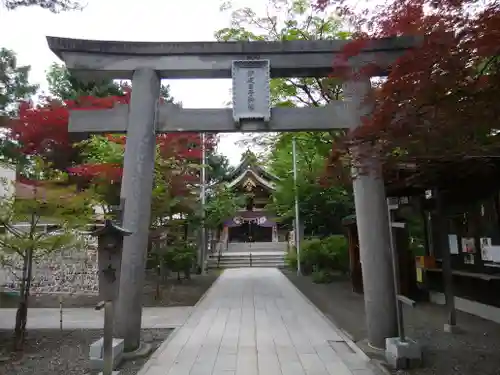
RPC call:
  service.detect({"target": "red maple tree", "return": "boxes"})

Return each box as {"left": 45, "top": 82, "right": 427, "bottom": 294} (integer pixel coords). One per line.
{"left": 318, "top": 0, "right": 500, "bottom": 164}
{"left": 9, "top": 92, "right": 214, "bottom": 198}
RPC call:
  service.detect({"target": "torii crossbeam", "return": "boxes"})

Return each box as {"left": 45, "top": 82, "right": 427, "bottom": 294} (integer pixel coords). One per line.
{"left": 46, "top": 36, "right": 416, "bottom": 80}
{"left": 68, "top": 102, "right": 355, "bottom": 133}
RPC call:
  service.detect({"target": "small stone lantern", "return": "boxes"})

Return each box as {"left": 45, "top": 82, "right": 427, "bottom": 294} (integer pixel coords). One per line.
{"left": 89, "top": 219, "right": 131, "bottom": 375}
{"left": 91, "top": 219, "right": 132, "bottom": 301}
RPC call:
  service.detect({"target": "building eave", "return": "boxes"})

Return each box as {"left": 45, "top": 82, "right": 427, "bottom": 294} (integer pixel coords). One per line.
{"left": 227, "top": 169, "right": 276, "bottom": 191}
{"left": 231, "top": 161, "right": 279, "bottom": 181}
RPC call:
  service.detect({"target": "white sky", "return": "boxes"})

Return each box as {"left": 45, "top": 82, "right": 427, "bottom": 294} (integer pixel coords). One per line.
{"left": 0, "top": 0, "right": 270, "bottom": 165}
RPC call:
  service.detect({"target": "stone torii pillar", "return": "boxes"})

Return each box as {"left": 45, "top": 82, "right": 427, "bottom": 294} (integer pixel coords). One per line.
{"left": 343, "top": 76, "right": 398, "bottom": 349}
{"left": 114, "top": 69, "right": 160, "bottom": 351}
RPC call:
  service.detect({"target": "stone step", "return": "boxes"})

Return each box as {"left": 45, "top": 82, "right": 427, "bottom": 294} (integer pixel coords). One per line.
{"left": 209, "top": 253, "right": 285, "bottom": 260}
{"left": 208, "top": 244, "right": 286, "bottom": 269}
{"left": 208, "top": 258, "right": 285, "bottom": 265}
{"left": 208, "top": 258, "right": 285, "bottom": 263}
{"left": 207, "top": 262, "right": 285, "bottom": 269}
{"left": 208, "top": 256, "right": 285, "bottom": 262}
{"left": 226, "top": 242, "right": 287, "bottom": 253}
{"left": 226, "top": 249, "right": 286, "bottom": 253}
{"left": 207, "top": 254, "right": 285, "bottom": 269}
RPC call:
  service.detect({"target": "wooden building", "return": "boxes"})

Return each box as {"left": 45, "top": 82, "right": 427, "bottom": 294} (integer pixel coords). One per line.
{"left": 343, "top": 157, "right": 500, "bottom": 322}
{"left": 220, "top": 151, "right": 286, "bottom": 244}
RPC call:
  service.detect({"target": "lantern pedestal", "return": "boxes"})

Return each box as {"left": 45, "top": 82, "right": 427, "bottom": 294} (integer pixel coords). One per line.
{"left": 89, "top": 337, "right": 124, "bottom": 371}
{"left": 88, "top": 220, "right": 132, "bottom": 375}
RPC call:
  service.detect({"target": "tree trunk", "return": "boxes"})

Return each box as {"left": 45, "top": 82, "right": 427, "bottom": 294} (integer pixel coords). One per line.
{"left": 155, "top": 253, "right": 161, "bottom": 300}
{"left": 14, "top": 246, "right": 33, "bottom": 350}
{"left": 183, "top": 267, "right": 191, "bottom": 280}
{"left": 14, "top": 252, "right": 28, "bottom": 351}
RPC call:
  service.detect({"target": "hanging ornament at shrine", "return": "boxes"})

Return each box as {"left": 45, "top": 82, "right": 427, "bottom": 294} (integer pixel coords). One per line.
{"left": 243, "top": 178, "right": 256, "bottom": 191}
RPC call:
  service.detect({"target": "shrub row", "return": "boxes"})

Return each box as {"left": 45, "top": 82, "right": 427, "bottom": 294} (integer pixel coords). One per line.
{"left": 147, "top": 242, "right": 197, "bottom": 280}
{"left": 286, "top": 235, "right": 349, "bottom": 283}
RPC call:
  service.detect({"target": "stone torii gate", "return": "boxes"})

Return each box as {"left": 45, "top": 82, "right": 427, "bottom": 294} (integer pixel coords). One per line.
{"left": 46, "top": 36, "right": 417, "bottom": 351}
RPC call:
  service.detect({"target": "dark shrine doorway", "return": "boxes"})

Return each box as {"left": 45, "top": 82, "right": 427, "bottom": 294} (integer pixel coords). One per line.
{"left": 228, "top": 221, "right": 273, "bottom": 242}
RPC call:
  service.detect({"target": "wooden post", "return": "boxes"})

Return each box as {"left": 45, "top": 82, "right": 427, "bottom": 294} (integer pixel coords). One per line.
{"left": 102, "top": 300, "right": 114, "bottom": 375}
{"left": 387, "top": 199, "right": 406, "bottom": 342}
{"left": 434, "top": 189, "right": 457, "bottom": 330}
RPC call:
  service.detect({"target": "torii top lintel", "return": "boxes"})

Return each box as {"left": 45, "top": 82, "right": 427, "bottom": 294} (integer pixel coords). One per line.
{"left": 46, "top": 36, "right": 420, "bottom": 80}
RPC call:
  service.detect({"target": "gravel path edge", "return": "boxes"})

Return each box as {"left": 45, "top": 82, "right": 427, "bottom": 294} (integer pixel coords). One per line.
{"left": 285, "top": 270, "right": 391, "bottom": 375}
{"left": 135, "top": 326, "right": 180, "bottom": 375}
{"left": 134, "top": 272, "right": 221, "bottom": 375}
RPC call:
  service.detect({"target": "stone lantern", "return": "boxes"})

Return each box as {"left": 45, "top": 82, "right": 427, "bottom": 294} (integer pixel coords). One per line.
{"left": 89, "top": 219, "right": 132, "bottom": 375}
{"left": 91, "top": 219, "right": 132, "bottom": 301}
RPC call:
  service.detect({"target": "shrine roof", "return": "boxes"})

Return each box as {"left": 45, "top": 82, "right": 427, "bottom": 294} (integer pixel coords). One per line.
{"left": 227, "top": 168, "right": 276, "bottom": 191}
{"left": 225, "top": 151, "right": 278, "bottom": 192}
{"left": 229, "top": 151, "right": 279, "bottom": 182}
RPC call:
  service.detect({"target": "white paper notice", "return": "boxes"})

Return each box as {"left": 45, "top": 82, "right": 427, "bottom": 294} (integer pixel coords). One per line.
{"left": 448, "top": 234, "right": 459, "bottom": 254}
{"left": 488, "top": 246, "right": 500, "bottom": 263}
{"left": 481, "top": 238, "right": 493, "bottom": 261}
{"left": 461, "top": 237, "right": 476, "bottom": 253}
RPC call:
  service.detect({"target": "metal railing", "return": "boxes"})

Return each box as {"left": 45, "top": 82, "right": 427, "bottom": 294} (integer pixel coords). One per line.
{"left": 217, "top": 237, "right": 228, "bottom": 268}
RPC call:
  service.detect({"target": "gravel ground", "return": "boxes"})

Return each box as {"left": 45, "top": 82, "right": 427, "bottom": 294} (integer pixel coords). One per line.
{"left": 284, "top": 270, "right": 500, "bottom": 375}
{"left": 0, "top": 328, "right": 172, "bottom": 375}
{"left": 1, "top": 271, "right": 219, "bottom": 308}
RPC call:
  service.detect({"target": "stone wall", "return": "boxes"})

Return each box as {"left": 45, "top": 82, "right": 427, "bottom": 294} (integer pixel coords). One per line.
{"left": 0, "top": 237, "right": 99, "bottom": 296}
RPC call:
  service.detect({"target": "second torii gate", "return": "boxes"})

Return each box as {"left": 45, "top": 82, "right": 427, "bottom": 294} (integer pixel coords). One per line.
{"left": 47, "top": 36, "right": 417, "bottom": 352}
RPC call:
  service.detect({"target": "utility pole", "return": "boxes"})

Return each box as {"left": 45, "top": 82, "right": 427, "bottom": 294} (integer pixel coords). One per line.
{"left": 200, "top": 132, "right": 207, "bottom": 274}
{"left": 292, "top": 137, "right": 301, "bottom": 276}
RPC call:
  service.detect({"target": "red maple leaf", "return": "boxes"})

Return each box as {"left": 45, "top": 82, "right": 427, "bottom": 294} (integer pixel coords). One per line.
{"left": 10, "top": 91, "right": 217, "bottom": 200}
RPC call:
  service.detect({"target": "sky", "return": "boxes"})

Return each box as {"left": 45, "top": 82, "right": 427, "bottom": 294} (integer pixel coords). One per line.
{"left": 0, "top": 0, "right": 270, "bottom": 165}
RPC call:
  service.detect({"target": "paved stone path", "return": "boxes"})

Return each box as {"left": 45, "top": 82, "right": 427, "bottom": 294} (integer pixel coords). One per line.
{"left": 0, "top": 306, "right": 192, "bottom": 330}
{"left": 138, "top": 268, "right": 376, "bottom": 375}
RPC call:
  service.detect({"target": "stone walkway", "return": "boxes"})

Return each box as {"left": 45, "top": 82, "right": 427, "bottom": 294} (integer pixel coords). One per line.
{"left": 138, "top": 268, "right": 376, "bottom": 375}
{"left": 0, "top": 306, "right": 192, "bottom": 329}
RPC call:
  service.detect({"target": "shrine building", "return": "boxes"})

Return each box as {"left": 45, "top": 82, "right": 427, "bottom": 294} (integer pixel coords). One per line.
{"left": 220, "top": 151, "right": 285, "bottom": 244}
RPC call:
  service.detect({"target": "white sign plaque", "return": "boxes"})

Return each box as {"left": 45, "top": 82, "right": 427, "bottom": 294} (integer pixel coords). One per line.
{"left": 232, "top": 60, "right": 271, "bottom": 123}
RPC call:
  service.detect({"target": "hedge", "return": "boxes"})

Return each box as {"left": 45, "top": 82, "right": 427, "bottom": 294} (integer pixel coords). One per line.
{"left": 285, "top": 235, "right": 349, "bottom": 283}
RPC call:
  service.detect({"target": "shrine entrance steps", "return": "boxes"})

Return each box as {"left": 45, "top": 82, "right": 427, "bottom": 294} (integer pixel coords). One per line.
{"left": 207, "top": 242, "right": 286, "bottom": 269}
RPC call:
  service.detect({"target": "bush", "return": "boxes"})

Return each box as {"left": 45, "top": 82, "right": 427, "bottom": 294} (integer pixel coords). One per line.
{"left": 163, "top": 242, "right": 196, "bottom": 280}
{"left": 299, "top": 238, "right": 322, "bottom": 274}
{"left": 291, "top": 235, "right": 348, "bottom": 278}
{"left": 320, "top": 235, "right": 349, "bottom": 272}
{"left": 311, "top": 269, "right": 336, "bottom": 284}
{"left": 285, "top": 249, "right": 298, "bottom": 270}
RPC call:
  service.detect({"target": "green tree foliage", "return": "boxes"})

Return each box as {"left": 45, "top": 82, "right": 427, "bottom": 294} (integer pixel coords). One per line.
{"left": 46, "top": 64, "right": 186, "bottom": 223}
{"left": 150, "top": 151, "right": 199, "bottom": 228}
{"left": 0, "top": 48, "right": 38, "bottom": 117}
{"left": 286, "top": 235, "right": 349, "bottom": 283}
{"left": 45, "top": 63, "right": 175, "bottom": 102}
{"left": 0, "top": 158, "right": 93, "bottom": 349}
{"left": 268, "top": 133, "right": 353, "bottom": 236}
{"left": 46, "top": 63, "right": 123, "bottom": 101}
{"left": 214, "top": 0, "right": 354, "bottom": 237}
{"left": 163, "top": 242, "right": 197, "bottom": 281}
{"left": 206, "top": 151, "right": 234, "bottom": 184}
{"left": 205, "top": 186, "right": 245, "bottom": 230}
{"left": 3, "top": 0, "right": 82, "bottom": 12}
{"left": 77, "top": 134, "right": 198, "bottom": 228}
{"left": 0, "top": 48, "right": 38, "bottom": 166}
{"left": 75, "top": 135, "right": 124, "bottom": 211}
{"left": 216, "top": 0, "right": 347, "bottom": 108}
